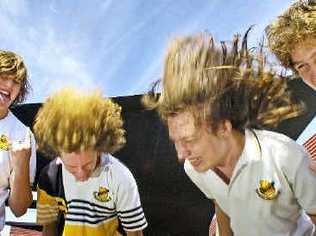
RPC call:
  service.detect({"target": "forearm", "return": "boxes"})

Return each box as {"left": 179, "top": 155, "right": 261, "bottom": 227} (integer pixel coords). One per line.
{"left": 126, "top": 230, "right": 143, "bottom": 236}
{"left": 214, "top": 201, "right": 233, "bottom": 236}
{"left": 308, "top": 214, "right": 316, "bottom": 226}
{"left": 8, "top": 163, "right": 32, "bottom": 216}
{"left": 42, "top": 223, "right": 57, "bottom": 236}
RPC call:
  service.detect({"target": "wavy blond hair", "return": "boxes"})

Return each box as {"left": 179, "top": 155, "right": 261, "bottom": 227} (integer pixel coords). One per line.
{"left": 34, "top": 88, "right": 126, "bottom": 157}
{"left": 266, "top": 0, "right": 316, "bottom": 69}
{"left": 0, "top": 50, "right": 29, "bottom": 104}
{"left": 143, "top": 31, "right": 303, "bottom": 131}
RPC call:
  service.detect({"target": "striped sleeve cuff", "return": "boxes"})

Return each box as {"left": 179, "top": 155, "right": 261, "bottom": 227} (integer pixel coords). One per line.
{"left": 117, "top": 206, "right": 148, "bottom": 231}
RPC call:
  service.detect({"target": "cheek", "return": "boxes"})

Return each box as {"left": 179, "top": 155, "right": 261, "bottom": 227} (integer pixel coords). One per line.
{"left": 12, "top": 85, "right": 21, "bottom": 99}
{"left": 193, "top": 141, "right": 212, "bottom": 157}
{"left": 66, "top": 167, "right": 77, "bottom": 176}
{"left": 208, "top": 140, "right": 225, "bottom": 158}
{"left": 87, "top": 160, "right": 98, "bottom": 172}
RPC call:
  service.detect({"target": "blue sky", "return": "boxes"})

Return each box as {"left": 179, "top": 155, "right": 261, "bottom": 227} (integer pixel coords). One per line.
{"left": 0, "top": 0, "right": 293, "bottom": 103}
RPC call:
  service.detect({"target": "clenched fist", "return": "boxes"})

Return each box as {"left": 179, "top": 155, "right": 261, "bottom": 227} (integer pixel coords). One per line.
{"left": 9, "top": 127, "right": 32, "bottom": 172}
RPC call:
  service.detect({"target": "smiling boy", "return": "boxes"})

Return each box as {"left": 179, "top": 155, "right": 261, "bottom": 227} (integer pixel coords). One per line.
{"left": 0, "top": 50, "right": 36, "bottom": 231}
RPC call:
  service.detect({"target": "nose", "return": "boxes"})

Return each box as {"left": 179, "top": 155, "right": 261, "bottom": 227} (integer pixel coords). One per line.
{"left": 306, "top": 67, "right": 316, "bottom": 89}
{"left": 74, "top": 167, "right": 88, "bottom": 182}
{"left": 175, "top": 142, "right": 191, "bottom": 161}
{"left": 311, "top": 66, "right": 316, "bottom": 79}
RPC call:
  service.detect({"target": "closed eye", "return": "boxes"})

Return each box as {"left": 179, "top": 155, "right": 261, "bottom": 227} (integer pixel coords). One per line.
{"left": 295, "top": 63, "right": 309, "bottom": 72}
{"left": 296, "top": 63, "right": 306, "bottom": 70}
{"left": 13, "top": 79, "right": 21, "bottom": 85}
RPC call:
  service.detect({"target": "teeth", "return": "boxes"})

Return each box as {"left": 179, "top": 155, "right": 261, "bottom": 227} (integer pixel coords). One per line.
{"left": 0, "top": 90, "right": 9, "bottom": 96}
{"left": 0, "top": 90, "right": 10, "bottom": 103}
{"left": 190, "top": 158, "right": 199, "bottom": 164}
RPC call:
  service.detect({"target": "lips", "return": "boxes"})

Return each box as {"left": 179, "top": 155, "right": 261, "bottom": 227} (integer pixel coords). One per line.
{"left": 0, "top": 89, "right": 11, "bottom": 104}
{"left": 189, "top": 158, "right": 201, "bottom": 167}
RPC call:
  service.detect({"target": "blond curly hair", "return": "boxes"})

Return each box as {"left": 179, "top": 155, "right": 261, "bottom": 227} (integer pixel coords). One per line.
{"left": 0, "top": 50, "right": 29, "bottom": 104}
{"left": 34, "top": 88, "right": 126, "bottom": 157}
{"left": 143, "top": 32, "right": 303, "bottom": 131}
{"left": 266, "top": 0, "right": 316, "bottom": 70}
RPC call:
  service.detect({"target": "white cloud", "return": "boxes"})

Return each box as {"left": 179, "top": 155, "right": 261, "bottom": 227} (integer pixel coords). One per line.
{"left": 0, "top": 0, "right": 29, "bottom": 17}
{"left": 0, "top": 0, "right": 295, "bottom": 103}
{"left": 26, "top": 26, "right": 96, "bottom": 102}
{"left": 0, "top": 1, "right": 96, "bottom": 103}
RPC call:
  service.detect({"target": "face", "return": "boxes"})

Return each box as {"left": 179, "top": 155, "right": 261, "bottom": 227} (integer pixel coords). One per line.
{"left": 61, "top": 149, "right": 100, "bottom": 182}
{"left": 167, "top": 111, "right": 231, "bottom": 172}
{"left": 290, "top": 38, "right": 316, "bottom": 91}
{"left": 0, "top": 74, "right": 21, "bottom": 118}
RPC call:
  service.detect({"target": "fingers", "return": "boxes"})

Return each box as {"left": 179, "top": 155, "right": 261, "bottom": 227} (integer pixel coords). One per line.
{"left": 309, "top": 158, "right": 316, "bottom": 172}
{"left": 10, "top": 128, "right": 32, "bottom": 152}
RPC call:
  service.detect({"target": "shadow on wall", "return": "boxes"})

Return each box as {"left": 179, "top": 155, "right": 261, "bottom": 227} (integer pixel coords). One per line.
{"left": 11, "top": 95, "right": 213, "bottom": 236}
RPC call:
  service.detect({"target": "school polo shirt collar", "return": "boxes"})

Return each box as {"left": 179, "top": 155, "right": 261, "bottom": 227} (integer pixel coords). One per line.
{"left": 99, "top": 153, "right": 110, "bottom": 166}
{"left": 229, "top": 129, "right": 262, "bottom": 187}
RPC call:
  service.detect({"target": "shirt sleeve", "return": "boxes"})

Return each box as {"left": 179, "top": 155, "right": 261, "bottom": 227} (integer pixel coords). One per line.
{"left": 114, "top": 165, "right": 147, "bottom": 232}
{"left": 293, "top": 147, "right": 316, "bottom": 214}
{"left": 36, "top": 162, "right": 67, "bottom": 226}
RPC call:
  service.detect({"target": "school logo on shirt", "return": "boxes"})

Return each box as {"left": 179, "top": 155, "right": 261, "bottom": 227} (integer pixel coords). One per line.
{"left": 0, "top": 134, "right": 9, "bottom": 151}
{"left": 256, "top": 179, "right": 279, "bottom": 200}
{"left": 93, "top": 186, "right": 111, "bottom": 202}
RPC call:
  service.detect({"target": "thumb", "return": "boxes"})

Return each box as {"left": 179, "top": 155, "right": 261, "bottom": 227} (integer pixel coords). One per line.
{"left": 11, "top": 128, "right": 32, "bottom": 152}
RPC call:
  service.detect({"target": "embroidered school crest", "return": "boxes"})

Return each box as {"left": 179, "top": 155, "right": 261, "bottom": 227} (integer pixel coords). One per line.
{"left": 0, "top": 135, "right": 10, "bottom": 151}
{"left": 256, "top": 179, "right": 279, "bottom": 200}
{"left": 93, "top": 186, "right": 111, "bottom": 202}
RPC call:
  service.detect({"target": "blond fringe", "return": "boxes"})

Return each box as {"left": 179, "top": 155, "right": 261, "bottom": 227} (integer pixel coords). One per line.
{"left": 34, "top": 88, "right": 126, "bottom": 158}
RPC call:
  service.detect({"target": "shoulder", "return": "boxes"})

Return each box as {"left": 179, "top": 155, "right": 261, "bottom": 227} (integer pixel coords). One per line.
{"left": 256, "top": 129, "right": 298, "bottom": 148}
{"left": 38, "top": 158, "right": 62, "bottom": 193}
{"left": 256, "top": 129, "right": 307, "bottom": 169}
{"left": 105, "top": 154, "right": 137, "bottom": 184}
{"left": 3, "top": 111, "right": 33, "bottom": 138}
{"left": 4, "top": 111, "right": 27, "bottom": 129}
{"left": 256, "top": 129, "right": 294, "bottom": 143}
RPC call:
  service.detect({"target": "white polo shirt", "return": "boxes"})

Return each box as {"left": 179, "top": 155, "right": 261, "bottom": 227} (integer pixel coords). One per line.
{"left": 0, "top": 111, "right": 36, "bottom": 231}
{"left": 185, "top": 129, "right": 316, "bottom": 236}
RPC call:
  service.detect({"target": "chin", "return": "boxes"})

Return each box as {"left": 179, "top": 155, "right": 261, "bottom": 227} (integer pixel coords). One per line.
{"left": 76, "top": 177, "right": 89, "bottom": 182}
{"left": 193, "top": 165, "right": 209, "bottom": 173}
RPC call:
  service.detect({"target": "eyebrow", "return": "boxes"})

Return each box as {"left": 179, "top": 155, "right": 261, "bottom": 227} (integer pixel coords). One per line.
{"left": 169, "top": 134, "right": 197, "bottom": 143}
{"left": 66, "top": 161, "right": 94, "bottom": 168}
{"left": 293, "top": 51, "right": 316, "bottom": 65}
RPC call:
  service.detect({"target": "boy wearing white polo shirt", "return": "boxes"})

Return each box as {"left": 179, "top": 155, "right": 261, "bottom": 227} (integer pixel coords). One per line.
{"left": 0, "top": 50, "right": 36, "bottom": 231}
{"left": 143, "top": 32, "right": 316, "bottom": 235}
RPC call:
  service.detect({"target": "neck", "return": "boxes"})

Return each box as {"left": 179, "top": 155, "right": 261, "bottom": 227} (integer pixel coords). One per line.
{"left": 216, "top": 130, "right": 245, "bottom": 180}
{"left": 0, "top": 108, "right": 8, "bottom": 119}
{"left": 94, "top": 153, "right": 101, "bottom": 170}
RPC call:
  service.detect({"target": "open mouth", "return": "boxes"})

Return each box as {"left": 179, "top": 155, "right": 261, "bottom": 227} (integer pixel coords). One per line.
{"left": 190, "top": 158, "right": 201, "bottom": 167}
{"left": 0, "top": 90, "right": 11, "bottom": 104}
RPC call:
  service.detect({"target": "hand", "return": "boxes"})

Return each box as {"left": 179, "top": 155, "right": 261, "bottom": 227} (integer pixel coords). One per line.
{"left": 9, "top": 128, "right": 32, "bottom": 172}
{"left": 310, "top": 158, "right": 316, "bottom": 173}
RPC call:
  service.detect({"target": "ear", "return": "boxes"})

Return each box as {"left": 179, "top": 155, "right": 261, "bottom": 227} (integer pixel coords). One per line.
{"left": 217, "top": 120, "right": 232, "bottom": 138}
